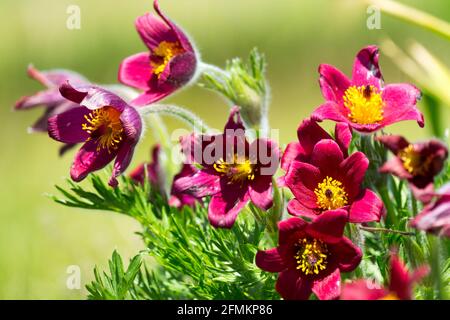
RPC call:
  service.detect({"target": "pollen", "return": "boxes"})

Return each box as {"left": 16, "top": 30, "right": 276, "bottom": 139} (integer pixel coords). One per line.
{"left": 150, "top": 41, "right": 185, "bottom": 77}
{"left": 295, "top": 238, "right": 328, "bottom": 275}
{"left": 314, "top": 176, "right": 348, "bottom": 210}
{"left": 213, "top": 155, "right": 255, "bottom": 184}
{"left": 398, "top": 144, "right": 431, "bottom": 176}
{"left": 82, "top": 106, "right": 124, "bottom": 153}
{"left": 344, "top": 85, "right": 384, "bottom": 125}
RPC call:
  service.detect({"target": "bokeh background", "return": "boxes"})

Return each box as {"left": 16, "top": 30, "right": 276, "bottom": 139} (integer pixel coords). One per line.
{"left": 0, "top": 0, "right": 449, "bottom": 299}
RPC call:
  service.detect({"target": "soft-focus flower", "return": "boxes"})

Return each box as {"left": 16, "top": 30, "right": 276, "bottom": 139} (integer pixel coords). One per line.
{"left": 48, "top": 83, "right": 142, "bottom": 187}
{"left": 15, "top": 65, "right": 89, "bottom": 155}
{"left": 341, "top": 253, "right": 429, "bottom": 300}
{"left": 378, "top": 135, "right": 448, "bottom": 202}
{"left": 256, "top": 210, "right": 362, "bottom": 300}
{"left": 119, "top": 0, "right": 198, "bottom": 106}
{"left": 285, "top": 139, "right": 384, "bottom": 223}
{"left": 410, "top": 183, "right": 450, "bottom": 237}
{"left": 173, "top": 107, "right": 280, "bottom": 228}
{"left": 129, "top": 145, "right": 201, "bottom": 208}
{"left": 279, "top": 118, "right": 352, "bottom": 186}
{"left": 311, "top": 45, "right": 423, "bottom": 133}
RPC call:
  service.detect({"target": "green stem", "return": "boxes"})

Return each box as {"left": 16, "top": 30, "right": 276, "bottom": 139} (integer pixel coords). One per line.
{"left": 367, "top": 0, "right": 450, "bottom": 40}
{"left": 377, "top": 183, "right": 398, "bottom": 228}
{"left": 359, "top": 226, "right": 414, "bottom": 236}
{"left": 428, "top": 235, "right": 444, "bottom": 299}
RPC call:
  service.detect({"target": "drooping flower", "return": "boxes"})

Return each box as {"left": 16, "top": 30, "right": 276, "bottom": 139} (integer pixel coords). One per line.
{"left": 48, "top": 83, "right": 143, "bottom": 187}
{"left": 173, "top": 107, "right": 280, "bottom": 228}
{"left": 341, "top": 253, "right": 429, "bottom": 300}
{"left": 285, "top": 139, "right": 384, "bottom": 223}
{"left": 129, "top": 145, "right": 201, "bottom": 208}
{"left": 256, "top": 210, "right": 362, "bottom": 300}
{"left": 378, "top": 135, "right": 448, "bottom": 203}
{"left": 119, "top": 0, "right": 198, "bottom": 106}
{"left": 15, "top": 65, "right": 89, "bottom": 155}
{"left": 410, "top": 183, "right": 450, "bottom": 237}
{"left": 279, "top": 118, "right": 352, "bottom": 186}
{"left": 311, "top": 45, "right": 423, "bottom": 133}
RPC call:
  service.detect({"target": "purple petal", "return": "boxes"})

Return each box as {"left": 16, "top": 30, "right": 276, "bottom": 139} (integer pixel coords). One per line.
{"left": 118, "top": 52, "right": 153, "bottom": 90}
{"left": 130, "top": 90, "right": 171, "bottom": 106}
{"left": 158, "top": 51, "right": 197, "bottom": 88}
{"left": 352, "top": 45, "right": 383, "bottom": 89}
{"left": 312, "top": 268, "right": 341, "bottom": 300}
{"left": 48, "top": 107, "right": 90, "bottom": 143}
{"left": 255, "top": 248, "right": 286, "bottom": 273}
{"left": 319, "top": 64, "right": 351, "bottom": 105}
{"left": 249, "top": 175, "right": 273, "bottom": 210}
{"left": 381, "top": 84, "right": 424, "bottom": 128}
{"left": 110, "top": 139, "right": 138, "bottom": 187}
{"left": 276, "top": 269, "right": 312, "bottom": 300}
{"left": 377, "top": 135, "right": 410, "bottom": 154}
{"left": 15, "top": 89, "right": 63, "bottom": 110}
{"left": 285, "top": 161, "right": 322, "bottom": 208}
{"left": 349, "top": 189, "right": 384, "bottom": 223}
{"left": 208, "top": 189, "right": 250, "bottom": 229}
{"left": 173, "top": 170, "right": 220, "bottom": 198}
{"left": 135, "top": 11, "right": 177, "bottom": 51}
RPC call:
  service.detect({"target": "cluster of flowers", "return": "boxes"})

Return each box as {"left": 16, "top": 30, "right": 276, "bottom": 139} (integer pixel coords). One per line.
{"left": 16, "top": 1, "right": 448, "bottom": 300}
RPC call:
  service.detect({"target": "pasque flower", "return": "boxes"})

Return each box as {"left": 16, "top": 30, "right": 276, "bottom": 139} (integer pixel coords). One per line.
{"left": 378, "top": 135, "right": 448, "bottom": 202}
{"left": 119, "top": 0, "right": 198, "bottom": 106}
{"left": 341, "top": 253, "right": 429, "bottom": 300}
{"left": 173, "top": 107, "right": 280, "bottom": 228}
{"left": 48, "top": 83, "right": 142, "bottom": 187}
{"left": 285, "top": 139, "right": 384, "bottom": 223}
{"left": 15, "top": 65, "right": 89, "bottom": 155}
{"left": 256, "top": 210, "right": 362, "bottom": 300}
{"left": 279, "top": 118, "right": 352, "bottom": 186}
{"left": 311, "top": 45, "right": 424, "bottom": 133}
{"left": 410, "top": 183, "right": 450, "bottom": 237}
{"left": 130, "top": 145, "right": 201, "bottom": 208}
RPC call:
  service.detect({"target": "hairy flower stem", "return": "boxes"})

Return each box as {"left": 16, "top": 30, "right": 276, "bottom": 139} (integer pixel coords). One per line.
{"left": 140, "top": 104, "right": 211, "bottom": 133}
{"left": 359, "top": 226, "right": 414, "bottom": 236}
{"left": 199, "top": 62, "right": 230, "bottom": 80}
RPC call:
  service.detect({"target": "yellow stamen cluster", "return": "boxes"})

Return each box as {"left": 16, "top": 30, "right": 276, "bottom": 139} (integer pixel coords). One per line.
{"left": 295, "top": 238, "right": 328, "bottom": 275}
{"left": 399, "top": 144, "right": 431, "bottom": 176}
{"left": 82, "top": 106, "right": 124, "bottom": 153}
{"left": 379, "top": 293, "right": 400, "bottom": 300}
{"left": 150, "top": 41, "right": 185, "bottom": 77}
{"left": 314, "top": 176, "right": 348, "bottom": 210}
{"left": 213, "top": 155, "right": 255, "bottom": 184}
{"left": 344, "top": 85, "right": 384, "bottom": 125}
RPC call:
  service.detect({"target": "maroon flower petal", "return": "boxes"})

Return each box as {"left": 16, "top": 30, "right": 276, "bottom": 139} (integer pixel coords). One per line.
{"left": 224, "top": 106, "right": 246, "bottom": 132}
{"left": 110, "top": 139, "right": 138, "bottom": 187}
{"left": 281, "top": 142, "right": 302, "bottom": 171}
{"left": 349, "top": 189, "right": 384, "bottom": 223}
{"left": 310, "top": 139, "right": 344, "bottom": 174}
{"left": 352, "top": 45, "right": 383, "bottom": 89}
{"left": 311, "top": 101, "right": 349, "bottom": 124}
{"left": 158, "top": 51, "right": 197, "bottom": 88}
{"left": 15, "top": 89, "right": 63, "bottom": 110}
{"left": 334, "top": 122, "right": 352, "bottom": 156}
{"left": 173, "top": 169, "right": 221, "bottom": 198}
{"left": 339, "top": 151, "right": 369, "bottom": 199}
{"left": 376, "top": 135, "right": 410, "bottom": 154}
{"left": 379, "top": 157, "right": 412, "bottom": 180}
{"left": 331, "top": 237, "right": 362, "bottom": 272}
{"left": 118, "top": 52, "right": 153, "bottom": 91}
{"left": 381, "top": 84, "right": 424, "bottom": 128}
{"left": 255, "top": 248, "right": 286, "bottom": 273}
{"left": 285, "top": 161, "right": 321, "bottom": 208}
{"left": 276, "top": 269, "right": 312, "bottom": 300}
{"left": 389, "top": 254, "right": 413, "bottom": 300}
{"left": 296, "top": 118, "right": 332, "bottom": 157}
{"left": 135, "top": 10, "right": 177, "bottom": 51}
{"left": 131, "top": 90, "right": 172, "bottom": 107}
{"left": 278, "top": 217, "right": 308, "bottom": 245}
{"left": 287, "top": 199, "right": 318, "bottom": 220}
{"left": 48, "top": 107, "right": 90, "bottom": 143}
{"left": 306, "top": 209, "right": 348, "bottom": 244}
{"left": 249, "top": 175, "right": 273, "bottom": 211}
{"left": 319, "top": 64, "right": 351, "bottom": 105}
{"left": 341, "top": 279, "right": 387, "bottom": 300}
{"left": 208, "top": 189, "right": 250, "bottom": 229}
{"left": 311, "top": 268, "right": 341, "bottom": 300}
{"left": 70, "top": 139, "right": 117, "bottom": 182}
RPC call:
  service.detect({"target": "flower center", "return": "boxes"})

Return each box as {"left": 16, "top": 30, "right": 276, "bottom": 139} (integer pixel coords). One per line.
{"left": 213, "top": 155, "right": 255, "bottom": 183}
{"left": 314, "top": 176, "right": 348, "bottom": 210}
{"left": 294, "top": 238, "right": 328, "bottom": 275}
{"left": 344, "top": 85, "right": 384, "bottom": 125}
{"left": 150, "top": 41, "right": 185, "bottom": 77}
{"left": 82, "top": 106, "right": 124, "bottom": 153}
{"left": 398, "top": 144, "right": 431, "bottom": 175}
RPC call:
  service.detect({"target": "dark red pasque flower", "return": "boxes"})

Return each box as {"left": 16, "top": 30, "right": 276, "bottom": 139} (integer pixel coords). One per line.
{"left": 119, "top": 0, "right": 198, "bottom": 106}
{"left": 256, "top": 210, "right": 362, "bottom": 300}
{"left": 378, "top": 135, "right": 448, "bottom": 203}
{"left": 278, "top": 118, "right": 352, "bottom": 186}
{"left": 48, "top": 83, "right": 142, "bottom": 187}
{"left": 341, "top": 253, "right": 429, "bottom": 300}
{"left": 410, "top": 183, "right": 450, "bottom": 237}
{"left": 284, "top": 139, "right": 384, "bottom": 223}
{"left": 311, "top": 45, "right": 423, "bottom": 133}
{"left": 173, "top": 107, "right": 280, "bottom": 228}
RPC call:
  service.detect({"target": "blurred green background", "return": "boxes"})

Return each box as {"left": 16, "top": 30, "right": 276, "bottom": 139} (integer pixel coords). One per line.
{"left": 0, "top": 0, "right": 449, "bottom": 299}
